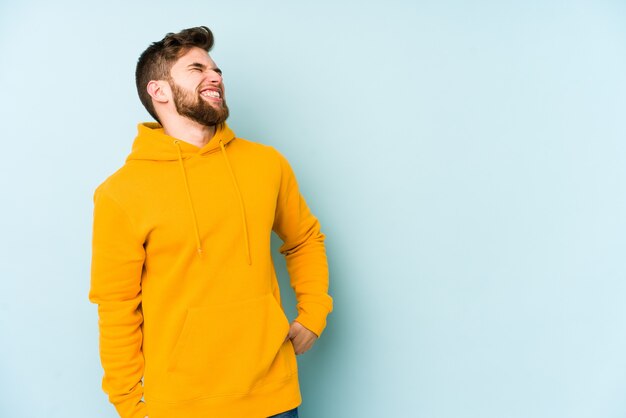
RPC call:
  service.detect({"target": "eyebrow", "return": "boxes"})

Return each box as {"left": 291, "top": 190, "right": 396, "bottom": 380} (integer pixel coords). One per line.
{"left": 187, "top": 62, "right": 222, "bottom": 74}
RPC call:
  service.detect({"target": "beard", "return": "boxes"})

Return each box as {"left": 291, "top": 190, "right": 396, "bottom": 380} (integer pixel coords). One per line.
{"left": 169, "top": 80, "right": 229, "bottom": 127}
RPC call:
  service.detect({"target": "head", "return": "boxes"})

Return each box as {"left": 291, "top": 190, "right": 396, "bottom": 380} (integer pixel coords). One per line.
{"left": 135, "top": 26, "right": 229, "bottom": 127}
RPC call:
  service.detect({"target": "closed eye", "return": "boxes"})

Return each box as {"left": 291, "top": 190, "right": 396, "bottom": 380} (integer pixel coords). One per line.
{"left": 187, "top": 63, "right": 222, "bottom": 76}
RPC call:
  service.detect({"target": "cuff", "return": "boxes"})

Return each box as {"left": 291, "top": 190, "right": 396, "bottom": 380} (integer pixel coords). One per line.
{"left": 295, "top": 302, "right": 332, "bottom": 337}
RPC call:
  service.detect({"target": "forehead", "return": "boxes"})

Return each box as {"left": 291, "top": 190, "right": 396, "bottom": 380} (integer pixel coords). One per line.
{"left": 172, "top": 47, "right": 216, "bottom": 70}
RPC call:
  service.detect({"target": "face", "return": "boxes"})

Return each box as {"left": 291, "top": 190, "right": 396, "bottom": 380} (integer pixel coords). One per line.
{"left": 167, "top": 47, "right": 229, "bottom": 127}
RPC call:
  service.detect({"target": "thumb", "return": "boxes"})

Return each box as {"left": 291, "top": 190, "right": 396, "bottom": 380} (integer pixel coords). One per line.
{"left": 287, "top": 322, "right": 297, "bottom": 341}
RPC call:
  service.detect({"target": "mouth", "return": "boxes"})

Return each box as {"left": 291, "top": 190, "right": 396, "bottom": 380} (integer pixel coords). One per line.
{"left": 200, "top": 88, "right": 222, "bottom": 101}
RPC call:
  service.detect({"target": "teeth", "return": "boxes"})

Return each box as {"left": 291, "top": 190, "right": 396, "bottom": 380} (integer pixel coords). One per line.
{"left": 201, "top": 90, "right": 220, "bottom": 98}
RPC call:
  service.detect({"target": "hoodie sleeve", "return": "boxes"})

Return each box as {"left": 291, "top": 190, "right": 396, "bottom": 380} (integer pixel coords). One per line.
{"left": 89, "top": 187, "right": 148, "bottom": 418}
{"left": 272, "top": 152, "right": 333, "bottom": 337}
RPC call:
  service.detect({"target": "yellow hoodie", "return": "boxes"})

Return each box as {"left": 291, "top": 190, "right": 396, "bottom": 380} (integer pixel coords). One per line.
{"left": 89, "top": 123, "right": 332, "bottom": 418}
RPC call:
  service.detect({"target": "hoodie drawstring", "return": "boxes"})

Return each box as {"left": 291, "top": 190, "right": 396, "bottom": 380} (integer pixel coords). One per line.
{"left": 172, "top": 139, "right": 251, "bottom": 265}
{"left": 174, "top": 141, "right": 203, "bottom": 257}
{"left": 219, "top": 140, "right": 252, "bottom": 266}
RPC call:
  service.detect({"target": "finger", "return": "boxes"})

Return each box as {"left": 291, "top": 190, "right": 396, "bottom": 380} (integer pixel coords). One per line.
{"left": 297, "top": 335, "right": 313, "bottom": 354}
{"left": 288, "top": 323, "right": 298, "bottom": 340}
{"left": 291, "top": 335, "right": 303, "bottom": 354}
{"left": 295, "top": 343, "right": 304, "bottom": 355}
{"left": 299, "top": 336, "right": 316, "bottom": 354}
{"left": 296, "top": 343, "right": 310, "bottom": 355}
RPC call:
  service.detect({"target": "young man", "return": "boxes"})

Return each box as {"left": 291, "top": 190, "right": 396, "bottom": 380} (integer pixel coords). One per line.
{"left": 89, "top": 26, "right": 332, "bottom": 418}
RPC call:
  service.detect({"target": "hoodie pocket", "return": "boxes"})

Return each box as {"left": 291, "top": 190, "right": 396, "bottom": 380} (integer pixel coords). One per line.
{"left": 167, "top": 293, "right": 292, "bottom": 396}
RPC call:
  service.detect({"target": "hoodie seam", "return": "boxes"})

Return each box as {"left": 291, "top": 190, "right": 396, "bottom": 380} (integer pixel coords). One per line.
{"left": 96, "top": 187, "right": 143, "bottom": 241}
{"left": 270, "top": 148, "right": 288, "bottom": 233}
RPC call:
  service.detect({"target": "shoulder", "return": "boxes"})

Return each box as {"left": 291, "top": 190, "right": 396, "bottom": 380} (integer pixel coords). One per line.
{"left": 93, "top": 162, "right": 144, "bottom": 205}
{"left": 231, "top": 137, "right": 279, "bottom": 154}
{"left": 230, "top": 137, "right": 290, "bottom": 166}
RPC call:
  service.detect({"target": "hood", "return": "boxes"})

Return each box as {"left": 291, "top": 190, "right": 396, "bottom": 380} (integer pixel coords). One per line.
{"left": 127, "top": 122, "right": 236, "bottom": 162}
{"left": 123, "top": 121, "right": 250, "bottom": 264}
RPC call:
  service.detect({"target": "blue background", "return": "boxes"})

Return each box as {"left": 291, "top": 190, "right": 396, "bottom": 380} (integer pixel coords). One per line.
{"left": 1, "top": 1, "right": 626, "bottom": 417}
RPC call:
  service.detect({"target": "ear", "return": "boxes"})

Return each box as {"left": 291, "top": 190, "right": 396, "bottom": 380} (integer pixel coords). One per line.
{"left": 147, "top": 80, "right": 170, "bottom": 104}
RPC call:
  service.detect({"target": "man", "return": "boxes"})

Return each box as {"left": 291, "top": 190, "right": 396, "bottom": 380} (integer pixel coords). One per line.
{"left": 89, "top": 26, "right": 332, "bottom": 418}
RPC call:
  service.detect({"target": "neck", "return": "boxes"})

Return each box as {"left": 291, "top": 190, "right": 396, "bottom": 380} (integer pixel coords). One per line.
{"left": 162, "top": 116, "right": 217, "bottom": 148}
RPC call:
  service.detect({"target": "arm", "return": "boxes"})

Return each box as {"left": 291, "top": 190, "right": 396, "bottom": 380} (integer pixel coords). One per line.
{"left": 272, "top": 152, "right": 333, "bottom": 340}
{"left": 89, "top": 188, "right": 148, "bottom": 418}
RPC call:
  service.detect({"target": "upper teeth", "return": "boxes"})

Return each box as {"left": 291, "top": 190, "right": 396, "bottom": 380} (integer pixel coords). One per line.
{"left": 202, "top": 90, "right": 220, "bottom": 98}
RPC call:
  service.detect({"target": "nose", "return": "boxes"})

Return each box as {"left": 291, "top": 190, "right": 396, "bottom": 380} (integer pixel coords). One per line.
{"left": 207, "top": 69, "right": 222, "bottom": 84}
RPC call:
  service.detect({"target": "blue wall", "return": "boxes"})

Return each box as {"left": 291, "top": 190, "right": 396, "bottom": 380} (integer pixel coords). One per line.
{"left": 1, "top": 1, "right": 625, "bottom": 417}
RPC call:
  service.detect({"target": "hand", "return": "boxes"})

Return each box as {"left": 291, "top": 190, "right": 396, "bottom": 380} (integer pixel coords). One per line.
{"left": 285, "top": 321, "right": 318, "bottom": 355}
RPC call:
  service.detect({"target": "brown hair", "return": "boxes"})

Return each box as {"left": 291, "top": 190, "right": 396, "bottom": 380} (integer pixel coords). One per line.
{"left": 135, "top": 26, "right": 215, "bottom": 122}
